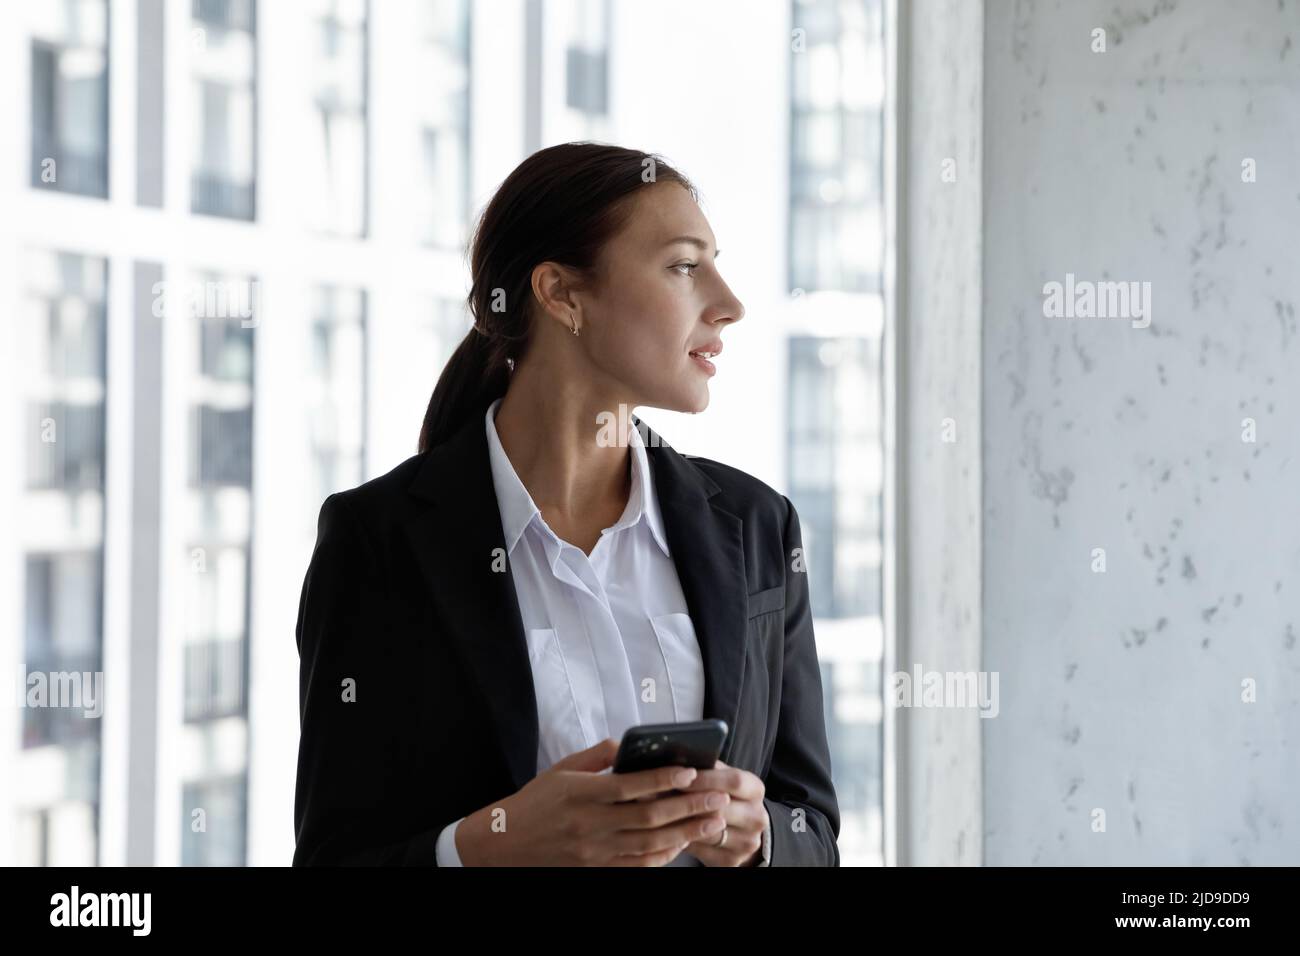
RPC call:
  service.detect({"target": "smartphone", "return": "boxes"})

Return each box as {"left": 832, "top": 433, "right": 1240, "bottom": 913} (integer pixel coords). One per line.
{"left": 612, "top": 719, "right": 728, "bottom": 775}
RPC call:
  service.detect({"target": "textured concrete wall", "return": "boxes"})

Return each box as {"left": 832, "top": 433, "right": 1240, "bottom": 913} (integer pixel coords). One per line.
{"left": 981, "top": 0, "right": 1300, "bottom": 864}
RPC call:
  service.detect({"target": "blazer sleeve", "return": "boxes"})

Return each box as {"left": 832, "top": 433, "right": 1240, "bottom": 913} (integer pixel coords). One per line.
{"left": 293, "top": 492, "right": 447, "bottom": 865}
{"left": 760, "top": 495, "right": 842, "bottom": 866}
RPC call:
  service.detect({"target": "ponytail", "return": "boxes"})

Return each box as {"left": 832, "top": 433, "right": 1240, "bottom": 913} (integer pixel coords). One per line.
{"left": 417, "top": 324, "right": 512, "bottom": 453}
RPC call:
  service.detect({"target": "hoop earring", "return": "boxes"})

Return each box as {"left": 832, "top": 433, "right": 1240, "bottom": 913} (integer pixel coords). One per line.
{"left": 569, "top": 314, "right": 580, "bottom": 336}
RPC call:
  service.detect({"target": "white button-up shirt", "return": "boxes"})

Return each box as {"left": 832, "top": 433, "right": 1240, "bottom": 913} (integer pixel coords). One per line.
{"left": 434, "top": 398, "right": 771, "bottom": 866}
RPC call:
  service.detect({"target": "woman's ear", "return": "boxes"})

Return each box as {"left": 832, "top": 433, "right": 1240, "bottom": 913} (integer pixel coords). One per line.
{"left": 530, "top": 261, "right": 585, "bottom": 331}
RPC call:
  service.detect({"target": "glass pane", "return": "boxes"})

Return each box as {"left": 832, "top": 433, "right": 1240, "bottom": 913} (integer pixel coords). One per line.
{"left": 416, "top": 0, "right": 470, "bottom": 248}
{"left": 307, "top": 3, "right": 367, "bottom": 235}
{"left": 181, "top": 774, "right": 247, "bottom": 866}
{"left": 191, "top": 1, "right": 257, "bottom": 218}
{"left": 16, "top": 250, "right": 107, "bottom": 865}
{"left": 790, "top": 0, "right": 882, "bottom": 294}
{"left": 788, "top": 329, "right": 884, "bottom": 865}
{"left": 308, "top": 285, "right": 366, "bottom": 506}
{"left": 30, "top": 0, "right": 109, "bottom": 198}
{"left": 180, "top": 270, "right": 255, "bottom": 865}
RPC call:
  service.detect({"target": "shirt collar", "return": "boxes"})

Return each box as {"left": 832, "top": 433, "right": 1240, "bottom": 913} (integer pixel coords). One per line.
{"left": 484, "top": 398, "right": 671, "bottom": 558}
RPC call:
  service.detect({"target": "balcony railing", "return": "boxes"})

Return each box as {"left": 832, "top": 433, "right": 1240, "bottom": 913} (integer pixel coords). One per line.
{"left": 31, "top": 134, "right": 108, "bottom": 199}
{"left": 191, "top": 173, "right": 256, "bottom": 221}
{"left": 21, "top": 650, "right": 104, "bottom": 749}
{"left": 183, "top": 638, "right": 246, "bottom": 723}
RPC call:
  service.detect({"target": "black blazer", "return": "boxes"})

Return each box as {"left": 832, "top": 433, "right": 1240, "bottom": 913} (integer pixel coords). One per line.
{"left": 292, "top": 403, "right": 841, "bottom": 866}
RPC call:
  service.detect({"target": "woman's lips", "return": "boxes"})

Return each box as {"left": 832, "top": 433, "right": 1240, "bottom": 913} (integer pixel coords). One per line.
{"left": 688, "top": 340, "right": 722, "bottom": 376}
{"left": 690, "top": 352, "right": 717, "bottom": 375}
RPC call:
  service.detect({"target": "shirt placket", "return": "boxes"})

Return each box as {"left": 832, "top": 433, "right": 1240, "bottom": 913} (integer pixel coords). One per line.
{"left": 550, "top": 536, "right": 641, "bottom": 745}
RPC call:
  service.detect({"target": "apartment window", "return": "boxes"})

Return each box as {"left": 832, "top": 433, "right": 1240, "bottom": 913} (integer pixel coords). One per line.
{"left": 789, "top": 0, "right": 883, "bottom": 294}
{"left": 177, "top": 271, "right": 254, "bottom": 864}
{"left": 24, "top": 553, "right": 104, "bottom": 749}
{"left": 30, "top": 0, "right": 109, "bottom": 198}
{"left": 787, "top": 336, "right": 881, "bottom": 618}
{"left": 191, "top": 0, "right": 257, "bottom": 219}
{"left": 415, "top": 0, "right": 470, "bottom": 248}
{"left": 309, "top": 285, "right": 366, "bottom": 506}
{"left": 199, "top": 310, "right": 255, "bottom": 382}
{"left": 190, "top": 405, "right": 252, "bottom": 486}
{"left": 183, "top": 276, "right": 253, "bottom": 645}
{"left": 24, "top": 252, "right": 107, "bottom": 494}
{"left": 16, "top": 250, "right": 107, "bottom": 865}
{"left": 306, "top": 0, "right": 368, "bottom": 236}
{"left": 821, "top": 656, "right": 881, "bottom": 829}
{"left": 181, "top": 774, "right": 247, "bottom": 866}
{"left": 190, "top": 304, "right": 254, "bottom": 488}
{"left": 564, "top": 0, "right": 609, "bottom": 115}
{"left": 182, "top": 550, "right": 248, "bottom": 722}
{"left": 787, "top": 332, "right": 884, "bottom": 867}
{"left": 26, "top": 403, "right": 104, "bottom": 493}
{"left": 19, "top": 247, "right": 107, "bottom": 495}
{"left": 432, "top": 297, "right": 473, "bottom": 359}
{"left": 786, "top": 0, "right": 887, "bottom": 866}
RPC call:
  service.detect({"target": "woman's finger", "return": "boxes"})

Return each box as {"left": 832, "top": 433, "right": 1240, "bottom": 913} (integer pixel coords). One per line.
{"left": 686, "top": 826, "right": 763, "bottom": 867}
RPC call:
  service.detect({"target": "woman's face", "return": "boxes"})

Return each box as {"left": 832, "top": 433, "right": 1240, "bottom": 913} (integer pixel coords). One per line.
{"left": 571, "top": 182, "right": 745, "bottom": 415}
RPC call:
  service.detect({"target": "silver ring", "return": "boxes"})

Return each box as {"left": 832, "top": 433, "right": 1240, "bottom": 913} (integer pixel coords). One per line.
{"left": 715, "top": 825, "right": 728, "bottom": 847}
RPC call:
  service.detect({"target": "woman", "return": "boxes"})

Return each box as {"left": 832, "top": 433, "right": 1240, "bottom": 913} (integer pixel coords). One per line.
{"left": 292, "top": 142, "right": 839, "bottom": 866}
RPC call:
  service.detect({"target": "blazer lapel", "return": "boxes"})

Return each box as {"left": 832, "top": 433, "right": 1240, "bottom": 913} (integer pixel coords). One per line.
{"left": 633, "top": 414, "right": 749, "bottom": 766}
{"left": 404, "top": 404, "right": 540, "bottom": 794}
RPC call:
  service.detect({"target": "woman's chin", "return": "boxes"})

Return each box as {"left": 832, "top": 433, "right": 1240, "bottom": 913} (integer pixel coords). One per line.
{"left": 645, "top": 382, "right": 710, "bottom": 415}
{"left": 683, "top": 386, "right": 710, "bottom": 415}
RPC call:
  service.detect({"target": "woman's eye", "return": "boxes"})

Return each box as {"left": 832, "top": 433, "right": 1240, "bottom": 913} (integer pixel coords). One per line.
{"left": 672, "top": 262, "right": 699, "bottom": 277}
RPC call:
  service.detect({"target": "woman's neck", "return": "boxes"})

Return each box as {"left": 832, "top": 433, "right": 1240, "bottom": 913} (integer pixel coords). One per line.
{"left": 493, "top": 359, "right": 634, "bottom": 534}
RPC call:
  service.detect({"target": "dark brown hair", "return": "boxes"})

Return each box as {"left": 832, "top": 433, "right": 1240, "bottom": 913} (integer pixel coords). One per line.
{"left": 417, "top": 142, "right": 697, "bottom": 452}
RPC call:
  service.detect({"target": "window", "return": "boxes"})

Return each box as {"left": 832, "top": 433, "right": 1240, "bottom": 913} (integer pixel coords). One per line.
{"left": 789, "top": 0, "right": 884, "bottom": 294}
{"left": 787, "top": 336, "right": 882, "bottom": 619}
{"left": 182, "top": 554, "right": 248, "bottom": 722}
{"left": 308, "top": 285, "right": 366, "bottom": 506}
{"left": 16, "top": 249, "right": 108, "bottom": 865}
{"left": 24, "top": 553, "right": 104, "bottom": 749}
{"left": 564, "top": 0, "right": 609, "bottom": 115}
{"left": 179, "top": 271, "right": 255, "bottom": 863}
{"left": 190, "top": 299, "right": 254, "bottom": 488}
{"left": 191, "top": 0, "right": 257, "bottom": 219}
{"left": 415, "top": 0, "right": 470, "bottom": 248}
{"left": 787, "top": 0, "right": 887, "bottom": 866}
{"left": 30, "top": 0, "right": 109, "bottom": 198}
{"left": 181, "top": 774, "right": 247, "bottom": 866}
{"left": 305, "top": 0, "right": 368, "bottom": 236}
{"left": 27, "top": 402, "right": 104, "bottom": 492}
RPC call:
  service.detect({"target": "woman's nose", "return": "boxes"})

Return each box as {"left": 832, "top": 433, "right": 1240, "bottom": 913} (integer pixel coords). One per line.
{"left": 714, "top": 281, "right": 745, "bottom": 326}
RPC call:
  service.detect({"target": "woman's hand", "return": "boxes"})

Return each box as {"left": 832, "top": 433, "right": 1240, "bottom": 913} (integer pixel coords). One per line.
{"left": 675, "top": 759, "right": 767, "bottom": 866}
{"left": 455, "top": 738, "right": 732, "bottom": 866}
